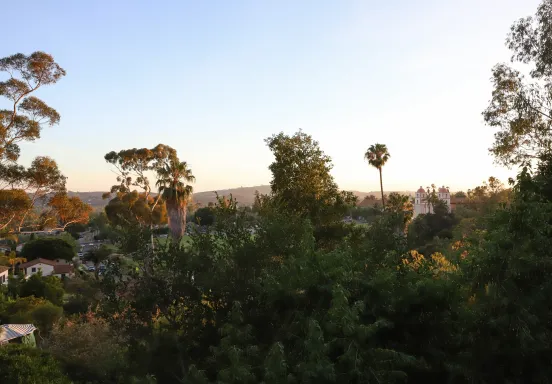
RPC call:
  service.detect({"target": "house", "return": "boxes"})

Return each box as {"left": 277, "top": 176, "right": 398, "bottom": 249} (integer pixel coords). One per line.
{"left": 0, "top": 324, "right": 37, "bottom": 346}
{"left": 18, "top": 259, "right": 74, "bottom": 279}
{"left": 19, "top": 258, "right": 57, "bottom": 277}
{"left": 52, "top": 264, "right": 74, "bottom": 279}
{"left": 0, "top": 266, "right": 8, "bottom": 285}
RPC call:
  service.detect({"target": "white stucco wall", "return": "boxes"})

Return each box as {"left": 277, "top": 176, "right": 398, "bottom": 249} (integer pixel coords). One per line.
{"left": 0, "top": 270, "right": 8, "bottom": 285}
{"left": 25, "top": 263, "right": 55, "bottom": 277}
{"left": 413, "top": 188, "right": 451, "bottom": 217}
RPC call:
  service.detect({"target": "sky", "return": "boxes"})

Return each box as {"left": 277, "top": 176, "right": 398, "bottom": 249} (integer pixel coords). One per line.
{"left": 2, "top": 0, "right": 543, "bottom": 193}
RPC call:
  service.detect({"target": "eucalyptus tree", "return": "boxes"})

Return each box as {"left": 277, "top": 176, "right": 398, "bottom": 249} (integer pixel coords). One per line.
{"left": 0, "top": 52, "right": 65, "bottom": 164}
{"left": 483, "top": 0, "right": 552, "bottom": 166}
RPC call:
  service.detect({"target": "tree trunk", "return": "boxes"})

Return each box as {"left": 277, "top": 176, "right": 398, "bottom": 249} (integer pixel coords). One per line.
{"left": 379, "top": 167, "right": 385, "bottom": 207}
{"left": 167, "top": 199, "right": 186, "bottom": 240}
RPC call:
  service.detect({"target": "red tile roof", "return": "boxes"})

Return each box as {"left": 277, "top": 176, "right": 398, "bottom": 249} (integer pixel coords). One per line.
{"left": 0, "top": 266, "right": 9, "bottom": 273}
{"left": 19, "top": 258, "right": 59, "bottom": 269}
{"left": 417, "top": 187, "right": 425, "bottom": 193}
{"left": 53, "top": 264, "right": 74, "bottom": 274}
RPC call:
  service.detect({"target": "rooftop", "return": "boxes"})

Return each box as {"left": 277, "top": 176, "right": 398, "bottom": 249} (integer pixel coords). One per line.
{"left": 0, "top": 324, "right": 36, "bottom": 344}
{"left": 19, "top": 258, "right": 60, "bottom": 269}
{"left": 53, "top": 264, "right": 74, "bottom": 274}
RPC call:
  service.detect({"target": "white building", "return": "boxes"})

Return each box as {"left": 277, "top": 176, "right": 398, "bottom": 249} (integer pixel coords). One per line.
{"left": 19, "top": 258, "right": 74, "bottom": 279}
{"left": 0, "top": 266, "right": 8, "bottom": 285}
{"left": 413, "top": 186, "right": 451, "bottom": 217}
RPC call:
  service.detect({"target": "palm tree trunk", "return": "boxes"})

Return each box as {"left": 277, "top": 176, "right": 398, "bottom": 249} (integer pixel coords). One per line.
{"left": 379, "top": 167, "right": 385, "bottom": 207}
{"left": 167, "top": 199, "right": 186, "bottom": 240}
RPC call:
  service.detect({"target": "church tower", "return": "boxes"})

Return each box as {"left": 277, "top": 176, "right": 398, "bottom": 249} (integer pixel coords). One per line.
{"left": 438, "top": 186, "right": 451, "bottom": 212}
{"left": 414, "top": 186, "right": 427, "bottom": 216}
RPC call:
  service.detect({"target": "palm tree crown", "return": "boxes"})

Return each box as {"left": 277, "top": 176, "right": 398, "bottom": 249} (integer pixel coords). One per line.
{"left": 364, "top": 144, "right": 390, "bottom": 170}
{"left": 156, "top": 158, "right": 195, "bottom": 202}
{"left": 155, "top": 155, "right": 195, "bottom": 240}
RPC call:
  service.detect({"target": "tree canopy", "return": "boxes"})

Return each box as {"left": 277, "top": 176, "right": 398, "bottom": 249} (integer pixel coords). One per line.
{"left": 483, "top": 0, "right": 552, "bottom": 166}
{"left": 0, "top": 52, "right": 65, "bottom": 163}
{"left": 20, "top": 237, "right": 75, "bottom": 261}
{"left": 265, "top": 130, "right": 356, "bottom": 226}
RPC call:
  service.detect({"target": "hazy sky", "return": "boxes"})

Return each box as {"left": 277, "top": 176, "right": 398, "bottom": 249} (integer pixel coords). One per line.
{"left": 3, "top": 0, "right": 542, "bottom": 193}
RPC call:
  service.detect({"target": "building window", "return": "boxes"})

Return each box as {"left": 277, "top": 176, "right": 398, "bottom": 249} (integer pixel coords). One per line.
{"left": 31, "top": 267, "right": 36, "bottom": 272}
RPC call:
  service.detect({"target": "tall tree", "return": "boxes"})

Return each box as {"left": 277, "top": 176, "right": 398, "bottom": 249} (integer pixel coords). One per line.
{"left": 364, "top": 143, "right": 390, "bottom": 206}
{"left": 483, "top": 0, "right": 552, "bottom": 166}
{"left": 386, "top": 192, "right": 414, "bottom": 229}
{"left": 0, "top": 52, "right": 65, "bottom": 164}
{"left": 0, "top": 52, "right": 66, "bottom": 236}
{"left": 155, "top": 154, "right": 195, "bottom": 239}
{"left": 265, "top": 131, "right": 356, "bottom": 227}
{"left": 104, "top": 144, "right": 178, "bottom": 226}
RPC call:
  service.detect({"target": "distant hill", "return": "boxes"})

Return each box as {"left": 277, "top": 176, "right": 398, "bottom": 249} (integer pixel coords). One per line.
{"left": 68, "top": 186, "right": 416, "bottom": 211}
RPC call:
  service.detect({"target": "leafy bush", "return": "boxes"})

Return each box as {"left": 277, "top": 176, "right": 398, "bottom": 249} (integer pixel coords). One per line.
{"left": 0, "top": 344, "right": 71, "bottom": 384}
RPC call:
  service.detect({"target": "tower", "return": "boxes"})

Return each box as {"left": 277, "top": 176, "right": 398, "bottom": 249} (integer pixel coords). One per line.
{"left": 438, "top": 186, "right": 451, "bottom": 212}
{"left": 414, "top": 186, "right": 427, "bottom": 216}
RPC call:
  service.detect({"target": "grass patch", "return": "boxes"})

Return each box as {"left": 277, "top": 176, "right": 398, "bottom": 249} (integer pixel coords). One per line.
{"left": 155, "top": 235, "right": 192, "bottom": 247}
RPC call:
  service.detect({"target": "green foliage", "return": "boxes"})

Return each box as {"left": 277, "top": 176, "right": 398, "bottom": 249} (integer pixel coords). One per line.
{"left": 19, "top": 273, "right": 65, "bottom": 306}
{"left": 97, "top": 194, "right": 470, "bottom": 383}
{"left": 194, "top": 206, "right": 215, "bottom": 226}
{"left": 62, "top": 277, "right": 101, "bottom": 315}
{"left": 457, "top": 160, "right": 552, "bottom": 382}
{"left": 483, "top": 0, "right": 552, "bottom": 166}
{"left": 45, "top": 316, "right": 128, "bottom": 383}
{"left": 264, "top": 130, "right": 357, "bottom": 227}
{"left": 105, "top": 144, "right": 195, "bottom": 240}
{"left": 0, "top": 344, "right": 71, "bottom": 384}
{"left": 408, "top": 201, "right": 457, "bottom": 255}
{"left": 385, "top": 192, "right": 414, "bottom": 229}
{"left": 348, "top": 206, "right": 382, "bottom": 222}
{"left": 105, "top": 190, "right": 167, "bottom": 228}
{"left": 1, "top": 296, "right": 63, "bottom": 335}
{"left": 20, "top": 237, "right": 75, "bottom": 261}
{"left": 0, "top": 51, "right": 65, "bottom": 163}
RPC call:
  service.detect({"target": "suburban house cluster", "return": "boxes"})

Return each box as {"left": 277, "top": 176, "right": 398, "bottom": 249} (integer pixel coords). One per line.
{"left": 19, "top": 258, "right": 74, "bottom": 280}
{"left": 0, "top": 259, "right": 74, "bottom": 286}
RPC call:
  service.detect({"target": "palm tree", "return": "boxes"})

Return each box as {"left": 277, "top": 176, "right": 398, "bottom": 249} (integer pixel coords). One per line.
{"left": 156, "top": 156, "right": 195, "bottom": 240}
{"left": 364, "top": 144, "right": 390, "bottom": 206}
{"left": 8, "top": 251, "right": 26, "bottom": 274}
{"left": 385, "top": 192, "right": 414, "bottom": 231}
